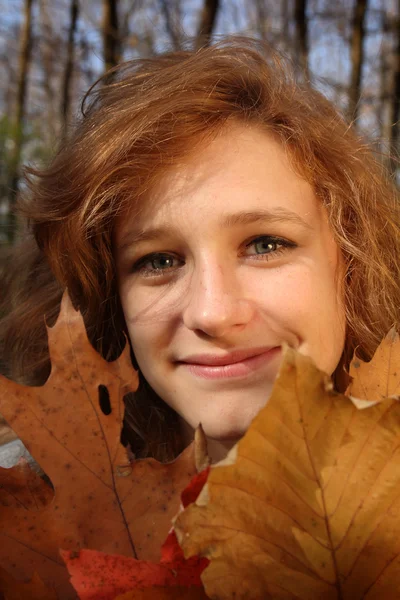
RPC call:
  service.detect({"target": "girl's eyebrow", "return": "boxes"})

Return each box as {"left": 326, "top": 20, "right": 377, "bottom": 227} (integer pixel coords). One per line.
{"left": 222, "top": 208, "right": 313, "bottom": 230}
{"left": 117, "top": 207, "right": 313, "bottom": 252}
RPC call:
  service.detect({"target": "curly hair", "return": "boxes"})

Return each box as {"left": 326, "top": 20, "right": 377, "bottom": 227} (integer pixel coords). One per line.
{"left": 1, "top": 37, "right": 399, "bottom": 461}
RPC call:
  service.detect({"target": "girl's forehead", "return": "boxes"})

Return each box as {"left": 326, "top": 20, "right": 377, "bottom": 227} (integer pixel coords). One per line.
{"left": 161, "top": 126, "right": 290, "bottom": 191}
{"left": 115, "top": 124, "right": 325, "bottom": 244}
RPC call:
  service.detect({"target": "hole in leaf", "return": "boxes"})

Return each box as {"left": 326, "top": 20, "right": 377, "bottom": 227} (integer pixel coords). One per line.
{"left": 98, "top": 385, "right": 111, "bottom": 415}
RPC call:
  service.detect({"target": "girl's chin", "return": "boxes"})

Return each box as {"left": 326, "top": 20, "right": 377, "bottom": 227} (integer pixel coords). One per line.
{"left": 205, "top": 425, "right": 248, "bottom": 441}
{"left": 199, "top": 402, "right": 270, "bottom": 441}
{"left": 178, "top": 395, "right": 275, "bottom": 460}
{"left": 200, "top": 420, "right": 257, "bottom": 462}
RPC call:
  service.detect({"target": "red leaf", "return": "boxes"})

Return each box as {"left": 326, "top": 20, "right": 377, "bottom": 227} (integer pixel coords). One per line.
{"left": 181, "top": 467, "right": 210, "bottom": 508}
{"left": 115, "top": 585, "right": 209, "bottom": 599}
{"left": 61, "top": 538, "right": 208, "bottom": 600}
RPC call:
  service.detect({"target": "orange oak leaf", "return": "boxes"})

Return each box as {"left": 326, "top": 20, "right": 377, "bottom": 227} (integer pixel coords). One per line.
{"left": 0, "top": 457, "right": 53, "bottom": 509}
{"left": 0, "top": 291, "right": 202, "bottom": 598}
{"left": 176, "top": 345, "right": 400, "bottom": 599}
{"left": 0, "top": 566, "right": 58, "bottom": 600}
{"left": 345, "top": 327, "right": 400, "bottom": 402}
{"left": 0, "top": 416, "right": 17, "bottom": 445}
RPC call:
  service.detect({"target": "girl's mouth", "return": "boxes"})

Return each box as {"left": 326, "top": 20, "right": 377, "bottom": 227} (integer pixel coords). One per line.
{"left": 179, "top": 347, "right": 281, "bottom": 380}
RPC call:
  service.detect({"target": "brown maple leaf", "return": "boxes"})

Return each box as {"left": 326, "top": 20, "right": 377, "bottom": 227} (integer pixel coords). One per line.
{"left": 346, "top": 327, "right": 400, "bottom": 402}
{"left": 175, "top": 344, "right": 400, "bottom": 599}
{"left": 0, "top": 291, "right": 202, "bottom": 598}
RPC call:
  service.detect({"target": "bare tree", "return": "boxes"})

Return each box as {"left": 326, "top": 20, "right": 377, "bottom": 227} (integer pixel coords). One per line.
{"left": 103, "top": 0, "right": 120, "bottom": 72}
{"left": 120, "top": 0, "right": 141, "bottom": 49}
{"left": 348, "top": 0, "right": 368, "bottom": 123}
{"left": 0, "top": 48, "right": 16, "bottom": 120}
{"left": 254, "top": 0, "right": 269, "bottom": 41}
{"left": 38, "top": 0, "right": 60, "bottom": 143}
{"left": 281, "top": 0, "right": 290, "bottom": 48}
{"left": 294, "top": 0, "right": 309, "bottom": 80}
{"left": 159, "top": 0, "right": 182, "bottom": 50}
{"left": 379, "top": 11, "right": 391, "bottom": 153}
{"left": 389, "top": 1, "right": 400, "bottom": 177}
{"left": 8, "top": 0, "right": 34, "bottom": 243}
{"left": 61, "top": 0, "right": 80, "bottom": 130}
{"left": 79, "top": 33, "right": 96, "bottom": 88}
{"left": 196, "top": 0, "right": 220, "bottom": 49}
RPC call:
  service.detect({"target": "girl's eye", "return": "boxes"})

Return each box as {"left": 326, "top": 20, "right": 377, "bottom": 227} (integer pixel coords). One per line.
{"left": 244, "top": 235, "right": 296, "bottom": 259}
{"left": 132, "top": 253, "right": 182, "bottom": 277}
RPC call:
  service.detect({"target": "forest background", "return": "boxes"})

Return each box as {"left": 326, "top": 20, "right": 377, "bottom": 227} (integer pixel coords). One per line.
{"left": 0, "top": 0, "right": 399, "bottom": 255}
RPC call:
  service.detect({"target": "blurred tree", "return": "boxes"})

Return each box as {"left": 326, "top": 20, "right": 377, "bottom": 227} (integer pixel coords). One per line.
{"left": 39, "top": 0, "right": 60, "bottom": 142}
{"left": 159, "top": 0, "right": 182, "bottom": 50}
{"left": 389, "top": 0, "right": 400, "bottom": 177}
{"left": 294, "top": 0, "right": 310, "bottom": 80}
{"left": 159, "top": 0, "right": 220, "bottom": 51}
{"left": 254, "top": 0, "right": 269, "bottom": 40}
{"left": 103, "top": 0, "right": 120, "bottom": 72}
{"left": 348, "top": 0, "right": 368, "bottom": 122}
{"left": 0, "top": 23, "right": 19, "bottom": 121}
{"left": 7, "top": 0, "right": 34, "bottom": 243}
{"left": 0, "top": 116, "right": 14, "bottom": 243}
{"left": 61, "top": 0, "right": 80, "bottom": 131}
{"left": 196, "top": 0, "right": 220, "bottom": 48}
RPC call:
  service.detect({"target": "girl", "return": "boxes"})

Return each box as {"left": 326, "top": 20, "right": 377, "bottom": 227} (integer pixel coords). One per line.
{"left": 1, "top": 37, "right": 399, "bottom": 463}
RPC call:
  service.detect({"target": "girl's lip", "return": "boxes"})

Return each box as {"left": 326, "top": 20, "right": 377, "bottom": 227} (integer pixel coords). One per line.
{"left": 179, "top": 346, "right": 276, "bottom": 366}
{"left": 180, "top": 347, "right": 281, "bottom": 379}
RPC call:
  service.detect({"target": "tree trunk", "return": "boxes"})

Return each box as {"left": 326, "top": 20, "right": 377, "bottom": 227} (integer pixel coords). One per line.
{"left": 281, "top": 0, "right": 290, "bottom": 49}
{"left": 7, "top": 0, "right": 34, "bottom": 243}
{"left": 159, "top": 0, "right": 181, "bottom": 50}
{"left": 61, "top": 0, "right": 79, "bottom": 131}
{"left": 348, "top": 0, "right": 368, "bottom": 123}
{"left": 389, "top": 1, "right": 400, "bottom": 178}
{"left": 294, "top": 0, "right": 309, "bottom": 80}
{"left": 196, "top": 0, "right": 220, "bottom": 49}
{"left": 254, "top": 0, "right": 268, "bottom": 40}
{"left": 39, "top": 0, "right": 58, "bottom": 143}
{"left": 103, "top": 0, "right": 120, "bottom": 73}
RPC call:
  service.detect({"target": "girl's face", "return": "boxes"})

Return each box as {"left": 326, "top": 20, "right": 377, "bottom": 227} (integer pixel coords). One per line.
{"left": 115, "top": 125, "right": 346, "bottom": 457}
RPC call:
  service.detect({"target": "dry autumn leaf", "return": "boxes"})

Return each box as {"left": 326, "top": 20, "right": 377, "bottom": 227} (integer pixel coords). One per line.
{"left": 0, "top": 457, "right": 53, "bottom": 509}
{"left": 346, "top": 327, "right": 400, "bottom": 402}
{"left": 175, "top": 344, "right": 400, "bottom": 599}
{"left": 0, "top": 291, "right": 202, "bottom": 598}
{"left": 0, "top": 415, "right": 17, "bottom": 446}
{"left": 0, "top": 566, "right": 58, "bottom": 600}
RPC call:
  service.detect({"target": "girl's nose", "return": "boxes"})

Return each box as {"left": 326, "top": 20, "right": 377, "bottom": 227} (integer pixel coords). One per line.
{"left": 182, "top": 260, "right": 254, "bottom": 338}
